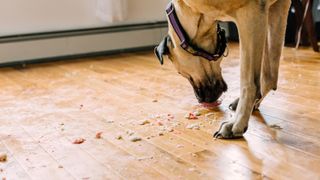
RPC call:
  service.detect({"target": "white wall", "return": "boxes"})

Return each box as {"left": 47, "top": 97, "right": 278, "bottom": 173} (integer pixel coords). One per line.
{"left": 0, "top": 0, "right": 169, "bottom": 36}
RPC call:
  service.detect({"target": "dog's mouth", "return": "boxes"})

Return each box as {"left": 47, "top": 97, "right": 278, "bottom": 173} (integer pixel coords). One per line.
{"left": 188, "top": 78, "right": 228, "bottom": 103}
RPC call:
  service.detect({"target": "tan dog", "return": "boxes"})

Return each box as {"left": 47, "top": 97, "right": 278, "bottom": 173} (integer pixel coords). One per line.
{"left": 155, "top": 0, "right": 291, "bottom": 139}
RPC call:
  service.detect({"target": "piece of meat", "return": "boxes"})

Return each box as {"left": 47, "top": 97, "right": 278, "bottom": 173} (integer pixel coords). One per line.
{"left": 73, "top": 138, "right": 86, "bottom": 144}
{"left": 0, "top": 153, "right": 7, "bottom": 162}
{"left": 95, "top": 132, "right": 103, "bottom": 139}
{"left": 184, "top": 113, "right": 198, "bottom": 120}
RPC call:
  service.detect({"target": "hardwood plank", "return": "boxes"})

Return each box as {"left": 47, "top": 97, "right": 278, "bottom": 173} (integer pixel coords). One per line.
{"left": 0, "top": 43, "right": 319, "bottom": 179}
{"left": 0, "top": 142, "right": 31, "bottom": 180}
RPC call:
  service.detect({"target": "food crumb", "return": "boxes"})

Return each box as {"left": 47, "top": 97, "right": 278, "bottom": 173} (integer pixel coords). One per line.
{"left": 58, "top": 165, "right": 63, "bottom": 168}
{"left": 129, "top": 136, "right": 142, "bottom": 142}
{"left": 106, "top": 120, "right": 114, "bottom": 123}
{"left": 185, "top": 113, "right": 198, "bottom": 120}
{"left": 73, "top": 138, "right": 85, "bottom": 144}
{"left": 126, "top": 130, "right": 135, "bottom": 136}
{"left": 116, "top": 135, "right": 123, "bottom": 140}
{"left": 176, "top": 144, "right": 184, "bottom": 148}
{"left": 193, "top": 110, "right": 201, "bottom": 116}
{"left": 152, "top": 99, "right": 158, "bottom": 102}
{"left": 167, "top": 127, "right": 174, "bottom": 132}
{"left": 186, "top": 123, "right": 200, "bottom": 130}
{"left": 158, "top": 132, "right": 164, "bottom": 136}
{"left": 0, "top": 153, "right": 7, "bottom": 162}
{"left": 95, "top": 132, "right": 103, "bottom": 139}
{"left": 156, "top": 121, "right": 164, "bottom": 126}
{"left": 139, "top": 120, "right": 150, "bottom": 125}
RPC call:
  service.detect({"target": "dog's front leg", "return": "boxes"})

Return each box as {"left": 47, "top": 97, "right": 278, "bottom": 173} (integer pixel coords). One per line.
{"left": 214, "top": 3, "right": 268, "bottom": 139}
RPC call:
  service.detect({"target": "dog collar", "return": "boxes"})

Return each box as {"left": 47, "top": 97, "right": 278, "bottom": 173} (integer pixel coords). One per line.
{"left": 166, "top": 2, "right": 228, "bottom": 61}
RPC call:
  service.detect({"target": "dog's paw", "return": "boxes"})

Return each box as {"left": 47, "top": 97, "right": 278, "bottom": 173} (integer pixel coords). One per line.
{"left": 213, "top": 121, "right": 248, "bottom": 139}
{"left": 229, "top": 97, "right": 260, "bottom": 111}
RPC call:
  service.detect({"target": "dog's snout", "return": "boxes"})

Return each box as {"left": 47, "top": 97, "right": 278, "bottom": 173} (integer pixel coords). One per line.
{"left": 191, "top": 79, "right": 227, "bottom": 103}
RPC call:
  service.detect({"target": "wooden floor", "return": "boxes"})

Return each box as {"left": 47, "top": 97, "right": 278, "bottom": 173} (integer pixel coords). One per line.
{"left": 0, "top": 43, "right": 319, "bottom": 180}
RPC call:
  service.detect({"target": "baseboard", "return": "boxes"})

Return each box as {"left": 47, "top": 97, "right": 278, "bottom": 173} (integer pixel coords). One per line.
{"left": 0, "top": 22, "right": 168, "bottom": 65}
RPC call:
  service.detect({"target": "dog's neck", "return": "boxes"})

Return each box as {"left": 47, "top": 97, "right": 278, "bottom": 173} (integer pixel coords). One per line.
{"left": 173, "top": 0, "right": 218, "bottom": 54}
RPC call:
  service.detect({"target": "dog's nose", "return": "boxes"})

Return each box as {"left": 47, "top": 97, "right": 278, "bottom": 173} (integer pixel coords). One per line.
{"left": 192, "top": 80, "right": 227, "bottom": 103}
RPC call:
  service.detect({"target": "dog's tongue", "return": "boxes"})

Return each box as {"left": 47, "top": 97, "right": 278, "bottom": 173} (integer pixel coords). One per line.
{"left": 200, "top": 101, "right": 221, "bottom": 108}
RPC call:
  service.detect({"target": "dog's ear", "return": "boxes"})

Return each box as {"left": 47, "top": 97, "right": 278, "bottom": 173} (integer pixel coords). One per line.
{"left": 154, "top": 36, "right": 171, "bottom": 65}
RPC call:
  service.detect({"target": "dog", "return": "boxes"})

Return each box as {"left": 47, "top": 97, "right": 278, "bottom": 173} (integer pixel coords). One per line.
{"left": 155, "top": 0, "right": 291, "bottom": 139}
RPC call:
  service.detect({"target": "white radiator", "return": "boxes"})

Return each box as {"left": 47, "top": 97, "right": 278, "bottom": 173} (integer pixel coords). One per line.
{"left": 0, "top": 24, "right": 168, "bottom": 64}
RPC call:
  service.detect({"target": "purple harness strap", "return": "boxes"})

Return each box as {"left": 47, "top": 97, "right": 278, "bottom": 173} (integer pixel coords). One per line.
{"left": 166, "top": 3, "right": 227, "bottom": 61}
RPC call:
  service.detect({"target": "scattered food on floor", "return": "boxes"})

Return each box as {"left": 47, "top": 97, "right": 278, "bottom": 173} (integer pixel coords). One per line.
{"left": 186, "top": 123, "right": 200, "bottom": 130}
{"left": 0, "top": 153, "right": 7, "bottom": 162}
{"left": 73, "top": 138, "right": 86, "bottom": 144}
{"left": 193, "top": 110, "right": 201, "bottom": 116}
{"left": 58, "top": 165, "right": 63, "bottom": 169}
{"left": 129, "top": 136, "right": 142, "bottom": 142}
{"left": 126, "top": 130, "right": 135, "bottom": 136}
{"left": 156, "top": 120, "right": 164, "bottom": 126}
{"left": 176, "top": 144, "right": 184, "bottom": 148}
{"left": 154, "top": 114, "right": 161, "bottom": 118}
{"left": 79, "top": 104, "right": 84, "bottom": 109}
{"left": 158, "top": 132, "right": 164, "bottom": 136}
{"left": 95, "top": 132, "right": 103, "bottom": 139}
{"left": 139, "top": 119, "right": 150, "bottom": 125}
{"left": 106, "top": 120, "right": 114, "bottom": 124}
{"left": 116, "top": 135, "right": 123, "bottom": 140}
{"left": 152, "top": 99, "right": 158, "bottom": 102}
{"left": 185, "top": 113, "right": 198, "bottom": 120}
{"left": 166, "top": 127, "right": 174, "bottom": 132}
{"left": 167, "top": 113, "right": 175, "bottom": 119}
{"left": 269, "top": 124, "right": 283, "bottom": 130}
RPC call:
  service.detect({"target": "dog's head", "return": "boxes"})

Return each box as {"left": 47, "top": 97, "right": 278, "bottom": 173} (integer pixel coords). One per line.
{"left": 154, "top": 1, "right": 227, "bottom": 103}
